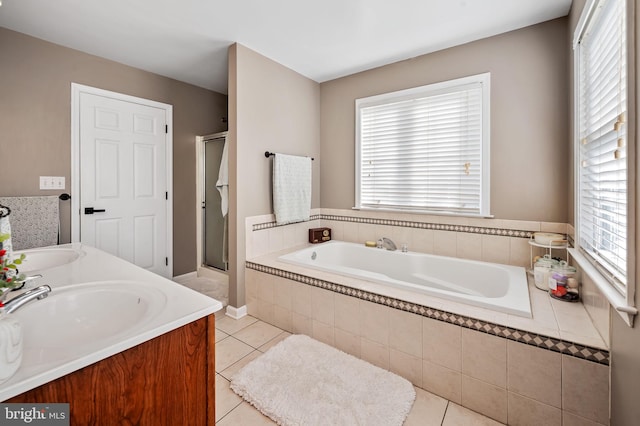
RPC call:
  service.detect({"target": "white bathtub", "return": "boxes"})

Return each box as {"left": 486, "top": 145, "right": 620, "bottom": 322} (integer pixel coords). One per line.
{"left": 278, "top": 240, "right": 531, "bottom": 318}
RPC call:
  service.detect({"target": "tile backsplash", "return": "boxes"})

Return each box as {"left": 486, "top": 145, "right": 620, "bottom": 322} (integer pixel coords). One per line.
{"left": 247, "top": 208, "right": 568, "bottom": 270}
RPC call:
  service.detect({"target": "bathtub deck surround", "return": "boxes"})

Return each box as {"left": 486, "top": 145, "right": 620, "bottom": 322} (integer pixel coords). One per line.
{"left": 279, "top": 241, "right": 532, "bottom": 318}
{"left": 244, "top": 261, "right": 609, "bottom": 425}
{"left": 246, "top": 209, "right": 606, "bottom": 345}
{"left": 243, "top": 209, "right": 610, "bottom": 424}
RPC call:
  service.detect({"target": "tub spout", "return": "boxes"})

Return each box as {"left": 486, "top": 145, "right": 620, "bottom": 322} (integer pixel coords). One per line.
{"left": 380, "top": 237, "right": 397, "bottom": 251}
{"left": 1, "top": 285, "right": 52, "bottom": 314}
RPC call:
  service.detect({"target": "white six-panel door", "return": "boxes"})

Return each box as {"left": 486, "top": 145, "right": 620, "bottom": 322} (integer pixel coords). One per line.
{"left": 76, "top": 89, "right": 171, "bottom": 277}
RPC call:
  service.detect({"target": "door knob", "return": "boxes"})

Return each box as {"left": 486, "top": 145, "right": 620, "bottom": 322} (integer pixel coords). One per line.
{"left": 84, "top": 207, "right": 106, "bottom": 214}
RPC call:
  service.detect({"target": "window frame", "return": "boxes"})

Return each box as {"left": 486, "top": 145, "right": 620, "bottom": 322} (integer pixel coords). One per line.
{"left": 354, "top": 73, "right": 491, "bottom": 217}
{"left": 571, "top": 0, "right": 637, "bottom": 325}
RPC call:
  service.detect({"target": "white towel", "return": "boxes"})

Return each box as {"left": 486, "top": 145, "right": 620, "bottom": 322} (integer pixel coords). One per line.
{"left": 216, "top": 136, "right": 229, "bottom": 217}
{"left": 0, "top": 196, "right": 59, "bottom": 250}
{"left": 273, "top": 153, "right": 312, "bottom": 225}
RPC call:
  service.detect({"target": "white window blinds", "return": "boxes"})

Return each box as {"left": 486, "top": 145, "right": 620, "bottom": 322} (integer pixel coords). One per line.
{"left": 577, "top": 0, "right": 627, "bottom": 290}
{"left": 356, "top": 74, "right": 490, "bottom": 216}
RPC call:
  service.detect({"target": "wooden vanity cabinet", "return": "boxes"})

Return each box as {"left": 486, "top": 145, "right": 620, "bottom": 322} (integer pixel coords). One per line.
{"left": 8, "top": 314, "right": 216, "bottom": 426}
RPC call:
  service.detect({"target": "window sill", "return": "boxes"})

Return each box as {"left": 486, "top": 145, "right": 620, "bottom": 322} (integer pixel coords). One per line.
{"left": 567, "top": 248, "right": 637, "bottom": 327}
{"left": 352, "top": 206, "right": 494, "bottom": 219}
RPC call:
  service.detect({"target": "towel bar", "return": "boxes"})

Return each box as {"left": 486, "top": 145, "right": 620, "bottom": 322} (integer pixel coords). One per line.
{"left": 265, "top": 151, "right": 314, "bottom": 161}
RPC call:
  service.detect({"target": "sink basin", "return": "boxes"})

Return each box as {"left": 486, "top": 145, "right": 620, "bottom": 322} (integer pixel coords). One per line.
{"left": 13, "top": 281, "right": 167, "bottom": 363}
{"left": 15, "top": 248, "right": 84, "bottom": 273}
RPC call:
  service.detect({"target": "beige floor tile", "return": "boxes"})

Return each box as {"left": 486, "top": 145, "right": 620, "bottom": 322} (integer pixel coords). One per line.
{"left": 215, "top": 374, "right": 242, "bottom": 422}
{"left": 215, "top": 337, "right": 255, "bottom": 372}
{"left": 404, "top": 387, "right": 448, "bottom": 426}
{"left": 258, "top": 331, "right": 292, "bottom": 352}
{"left": 217, "top": 401, "right": 276, "bottom": 425}
{"left": 215, "top": 315, "right": 258, "bottom": 335}
{"left": 219, "top": 350, "right": 263, "bottom": 381}
{"left": 232, "top": 320, "right": 283, "bottom": 348}
{"left": 215, "top": 329, "right": 229, "bottom": 343}
{"left": 442, "top": 402, "right": 505, "bottom": 426}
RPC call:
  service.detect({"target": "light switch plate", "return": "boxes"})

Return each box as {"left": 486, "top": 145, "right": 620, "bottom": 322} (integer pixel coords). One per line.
{"left": 39, "top": 176, "right": 65, "bottom": 190}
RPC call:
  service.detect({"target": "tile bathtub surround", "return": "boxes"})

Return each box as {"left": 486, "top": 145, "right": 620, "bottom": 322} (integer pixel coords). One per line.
{"left": 246, "top": 263, "right": 609, "bottom": 364}
{"left": 245, "top": 209, "right": 571, "bottom": 269}
{"left": 245, "top": 264, "right": 611, "bottom": 425}
{"left": 243, "top": 209, "right": 612, "bottom": 424}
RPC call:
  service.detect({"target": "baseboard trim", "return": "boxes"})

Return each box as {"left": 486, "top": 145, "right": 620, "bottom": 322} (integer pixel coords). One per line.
{"left": 225, "top": 305, "right": 247, "bottom": 319}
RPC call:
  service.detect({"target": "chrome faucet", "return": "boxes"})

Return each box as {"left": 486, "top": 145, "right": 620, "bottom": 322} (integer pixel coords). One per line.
{"left": 379, "top": 237, "right": 397, "bottom": 251}
{"left": 1, "top": 285, "right": 51, "bottom": 314}
{"left": 10, "top": 274, "right": 43, "bottom": 292}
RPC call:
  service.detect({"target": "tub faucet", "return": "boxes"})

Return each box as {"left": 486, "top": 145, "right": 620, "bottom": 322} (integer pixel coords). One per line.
{"left": 1, "top": 285, "right": 52, "bottom": 314}
{"left": 379, "top": 237, "right": 397, "bottom": 251}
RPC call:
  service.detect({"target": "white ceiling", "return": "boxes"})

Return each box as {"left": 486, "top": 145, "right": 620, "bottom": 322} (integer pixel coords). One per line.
{"left": 0, "top": 0, "right": 572, "bottom": 95}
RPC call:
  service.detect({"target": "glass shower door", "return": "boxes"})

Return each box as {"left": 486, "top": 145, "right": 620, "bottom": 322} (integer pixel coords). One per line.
{"left": 204, "top": 137, "right": 226, "bottom": 271}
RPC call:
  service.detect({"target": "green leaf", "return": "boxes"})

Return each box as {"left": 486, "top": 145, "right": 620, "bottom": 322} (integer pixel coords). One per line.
{"left": 13, "top": 259, "right": 22, "bottom": 265}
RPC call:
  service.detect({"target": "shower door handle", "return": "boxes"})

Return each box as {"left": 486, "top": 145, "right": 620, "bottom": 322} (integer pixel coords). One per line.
{"left": 84, "top": 207, "right": 106, "bottom": 214}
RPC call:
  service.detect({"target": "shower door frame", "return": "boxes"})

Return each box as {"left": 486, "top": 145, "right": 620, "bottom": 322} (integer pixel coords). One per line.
{"left": 195, "top": 131, "right": 229, "bottom": 278}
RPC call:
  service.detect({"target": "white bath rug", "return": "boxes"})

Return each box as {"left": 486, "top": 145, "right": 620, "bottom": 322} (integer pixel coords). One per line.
{"left": 230, "top": 334, "right": 416, "bottom": 426}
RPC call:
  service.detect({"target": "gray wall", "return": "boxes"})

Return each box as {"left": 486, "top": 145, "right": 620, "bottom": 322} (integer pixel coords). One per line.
{"left": 228, "top": 43, "right": 321, "bottom": 307}
{"left": 320, "top": 18, "right": 569, "bottom": 223}
{"left": 0, "top": 27, "right": 227, "bottom": 276}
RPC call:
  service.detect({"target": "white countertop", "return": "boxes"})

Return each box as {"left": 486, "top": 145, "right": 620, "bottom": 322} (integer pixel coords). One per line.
{"left": 0, "top": 244, "right": 222, "bottom": 401}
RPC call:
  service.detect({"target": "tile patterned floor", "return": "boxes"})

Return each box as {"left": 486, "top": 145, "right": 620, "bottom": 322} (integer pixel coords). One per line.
{"left": 175, "top": 275, "right": 229, "bottom": 308}
{"left": 214, "top": 314, "right": 504, "bottom": 425}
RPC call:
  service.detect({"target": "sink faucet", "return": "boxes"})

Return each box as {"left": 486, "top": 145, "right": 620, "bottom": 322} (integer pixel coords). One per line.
{"left": 379, "top": 237, "right": 397, "bottom": 251}
{"left": 1, "top": 285, "right": 52, "bottom": 314}
{"left": 9, "top": 274, "right": 43, "bottom": 292}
